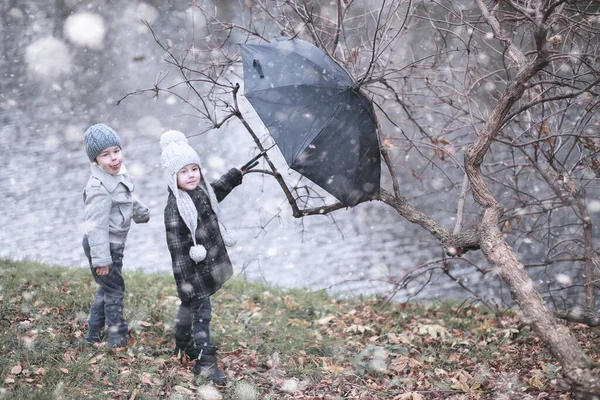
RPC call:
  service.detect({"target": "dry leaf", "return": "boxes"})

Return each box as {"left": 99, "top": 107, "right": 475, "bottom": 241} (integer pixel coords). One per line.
{"left": 416, "top": 324, "right": 451, "bottom": 340}
{"left": 283, "top": 296, "right": 299, "bottom": 310}
{"left": 288, "top": 318, "right": 310, "bottom": 327}
{"left": 390, "top": 357, "right": 409, "bottom": 373}
{"left": 317, "top": 315, "right": 336, "bottom": 325}
{"left": 324, "top": 364, "right": 345, "bottom": 374}
{"left": 89, "top": 354, "right": 105, "bottom": 364}
{"left": 399, "top": 392, "right": 426, "bottom": 400}
{"left": 173, "top": 385, "right": 194, "bottom": 395}
{"left": 501, "top": 328, "right": 519, "bottom": 339}
{"left": 387, "top": 332, "right": 412, "bottom": 344}
{"left": 450, "top": 380, "right": 470, "bottom": 392}
{"left": 529, "top": 374, "right": 546, "bottom": 390}
{"left": 59, "top": 368, "right": 69, "bottom": 374}
{"left": 11, "top": 365, "right": 22, "bottom": 375}
{"left": 141, "top": 373, "right": 154, "bottom": 386}
{"left": 344, "top": 324, "right": 374, "bottom": 334}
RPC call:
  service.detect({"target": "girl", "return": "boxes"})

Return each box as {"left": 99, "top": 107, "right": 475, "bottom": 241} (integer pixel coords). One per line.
{"left": 160, "top": 130, "right": 244, "bottom": 384}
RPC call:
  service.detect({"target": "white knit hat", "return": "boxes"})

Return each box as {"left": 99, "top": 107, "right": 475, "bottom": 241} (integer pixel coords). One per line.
{"left": 160, "top": 130, "right": 237, "bottom": 263}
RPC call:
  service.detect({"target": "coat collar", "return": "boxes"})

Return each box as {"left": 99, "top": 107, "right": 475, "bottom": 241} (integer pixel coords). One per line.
{"left": 90, "top": 164, "right": 134, "bottom": 192}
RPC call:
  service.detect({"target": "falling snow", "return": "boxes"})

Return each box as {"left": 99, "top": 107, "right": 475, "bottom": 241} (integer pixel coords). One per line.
{"left": 25, "top": 37, "right": 72, "bottom": 79}
{"left": 556, "top": 273, "right": 572, "bottom": 286}
{"left": 64, "top": 12, "right": 106, "bottom": 49}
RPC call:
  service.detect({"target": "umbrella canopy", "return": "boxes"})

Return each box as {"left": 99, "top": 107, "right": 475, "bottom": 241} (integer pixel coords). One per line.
{"left": 240, "top": 38, "right": 381, "bottom": 207}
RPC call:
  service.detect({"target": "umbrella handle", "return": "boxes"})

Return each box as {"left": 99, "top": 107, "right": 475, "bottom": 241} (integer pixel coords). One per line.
{"left": 241, "top": 144, "right": 276, "bottom": 170}
{"left": 243, "top": 161, "right": 259, "bottom": 171}
{"left": 253, "top": 59, "right": 264, "bottom": 79}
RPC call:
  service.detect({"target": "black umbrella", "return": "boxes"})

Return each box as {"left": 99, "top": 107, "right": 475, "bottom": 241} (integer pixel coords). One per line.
{"left": 239, "top": 38, "right": 380, "bottom": 207}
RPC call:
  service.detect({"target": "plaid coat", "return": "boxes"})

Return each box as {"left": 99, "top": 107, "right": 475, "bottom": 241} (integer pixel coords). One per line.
{"left": 164, "top": 168, "right": 243, "bottom": 302}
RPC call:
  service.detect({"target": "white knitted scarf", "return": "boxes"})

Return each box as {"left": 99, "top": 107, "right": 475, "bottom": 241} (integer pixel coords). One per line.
{"left": 161, "top": 130, "right": 237, "bottom": 263}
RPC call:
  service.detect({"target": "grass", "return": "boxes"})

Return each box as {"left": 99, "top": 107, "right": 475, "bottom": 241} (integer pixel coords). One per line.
{"left": 0, "top": 258, "right": 598, "bottom": 399}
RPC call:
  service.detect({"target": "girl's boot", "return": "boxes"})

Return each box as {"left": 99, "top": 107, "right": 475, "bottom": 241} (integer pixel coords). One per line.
{"left": 173, "top": 337, "right": 199, "bottom": 360}
{"left": 193, "top": 345, "right": 226, "bottom": 385}
{"left": 85, "top": 327, "right": 106, "bottom": 344}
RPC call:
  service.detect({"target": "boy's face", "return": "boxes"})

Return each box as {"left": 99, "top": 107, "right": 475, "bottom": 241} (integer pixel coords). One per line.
{"left": 177, "top": 163, "right": 201, "bottom": 191}
{"left": 95, "top": 146, "right": 123, "bottom": 175}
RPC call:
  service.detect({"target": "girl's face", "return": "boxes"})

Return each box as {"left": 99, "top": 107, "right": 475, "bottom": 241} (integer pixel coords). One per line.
{"left": 95, "top": 146, "right": 123, "bottom": 175}
{"left": 177, "top": 163, "right": 201, "bottom": 191}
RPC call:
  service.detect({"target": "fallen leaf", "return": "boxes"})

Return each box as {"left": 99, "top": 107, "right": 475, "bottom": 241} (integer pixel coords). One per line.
{"left": 11, "top": 365, "right": 22, "bottom": 375}
{"left": 450, "top": 380, "right": 470, "bottom": 392}
{"left": 387, "top": 332, "right": 412, "bottom": 344}
{"left": 89, "top": 354, "right": 105, "bottom": 364}
{"left": 174, "top": 385, "right": 194, "bottom": 395}
{"left": 288, "top": 318, "right": 310, "bottom": 327}
{"left": 344, "top": 324, "right": 374, "bottom": 334}
{"left": 141, "top": 373, "right": 154, "bottom": 386}
{"left": 324, "top": 364, "right": 345, "bottom": 374}
{"left": 317, "top": 315, "right": 336, "bottom": 325}
{"left": 59, "top": 368, "right": 69, "bottom": 374}
{"left": 283, "top": 296, "right": 299, "bottom": 310}
{"left": 4, "top": 377, "right": 15, "bottom": 384}
{"left": 173, "top": 385, "right": 194, "bottom": 396}
{"left": 500, "top": 328, "right": 519, "bottom": 339}
{"left": 529, "top": 374, "right": 546, "bottom": 390}
{"left": 398, "top": 393, "right": 426, "bottom": 400}
{"left": 390, "top": 357, "right": 408, "bottom": 373}
{"left": 416, "top": 324, "right": 451, "bottom": 340}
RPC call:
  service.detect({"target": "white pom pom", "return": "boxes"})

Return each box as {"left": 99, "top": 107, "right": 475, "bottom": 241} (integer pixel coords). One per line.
{"left": 160, "top": 130, "right": 188, "bottom": 150}
{"left": 222, "top": 230, "right": 237, "bottom": 247}
{"left": 189, "top": 244, "right": 207, "bottom": 262}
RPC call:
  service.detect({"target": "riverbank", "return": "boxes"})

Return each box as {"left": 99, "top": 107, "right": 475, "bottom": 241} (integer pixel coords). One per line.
{"left": 1, "top": 258, "right": 593, "bottom": 399}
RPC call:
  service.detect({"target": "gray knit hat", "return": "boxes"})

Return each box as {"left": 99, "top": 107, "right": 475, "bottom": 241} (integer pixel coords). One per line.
{"left": 160, "top": 130, "right": 237, "bottom": 263}
{"left": 83, "top": 124, "right": 121, "bottom": 161}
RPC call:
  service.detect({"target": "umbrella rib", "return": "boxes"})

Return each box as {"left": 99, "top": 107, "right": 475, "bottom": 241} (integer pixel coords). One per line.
{"left": 291, "top": 96, "right": 345, "bottom": 164}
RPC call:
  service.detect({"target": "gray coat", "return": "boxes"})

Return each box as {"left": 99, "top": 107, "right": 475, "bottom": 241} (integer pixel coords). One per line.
{"left": 83, "top": 164, "right": 150, "bottom": 267}
{"left": 164, "top": 168, "right": 242, "bottom": 302}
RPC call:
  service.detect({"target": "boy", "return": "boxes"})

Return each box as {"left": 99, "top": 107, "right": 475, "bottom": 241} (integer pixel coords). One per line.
{"left": 82, "top": 123, "right": 150, "bottom": 348}
{"left": 160, "top": 130, "right": 244, "bottom": 385}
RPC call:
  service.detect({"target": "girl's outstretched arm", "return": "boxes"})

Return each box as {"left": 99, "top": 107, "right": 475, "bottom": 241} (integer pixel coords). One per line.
{"left": 210, "top": 168, "right": 243, "bottom": 202}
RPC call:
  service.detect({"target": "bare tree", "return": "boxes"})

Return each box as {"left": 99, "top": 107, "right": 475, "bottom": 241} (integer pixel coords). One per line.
{"left": 123, "top": 0, "right": 600, "bottom": 395}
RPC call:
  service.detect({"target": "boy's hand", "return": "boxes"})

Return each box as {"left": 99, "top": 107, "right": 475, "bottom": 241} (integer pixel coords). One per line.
{"left": 238, "top": 165, "right": 247, "bottom": 175}
{"left": 95, "top": 266, "right": 110, "bottom": 276}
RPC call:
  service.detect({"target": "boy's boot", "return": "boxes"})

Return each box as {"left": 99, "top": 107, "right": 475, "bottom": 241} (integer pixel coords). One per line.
{"left": 193, "top": 345, "right": 226, "bottom": 385}
{"left": 173, "top": 337, "right": 199, "bottom": 360}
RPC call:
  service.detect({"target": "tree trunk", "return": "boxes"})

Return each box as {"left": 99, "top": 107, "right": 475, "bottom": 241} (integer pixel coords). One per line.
{"left": 478, "top": 221, "right": 600, "bottom": 394}
{"left": 465, "top": 62, "right": 600, "bottom": 397}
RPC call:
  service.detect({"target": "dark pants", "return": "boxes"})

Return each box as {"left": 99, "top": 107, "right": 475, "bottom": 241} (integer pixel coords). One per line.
{"left": 175, "top": 297, "right": 212, "bottom": 350}
{"left": 82, "top": 235, "right": 129, "bottom": 341}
